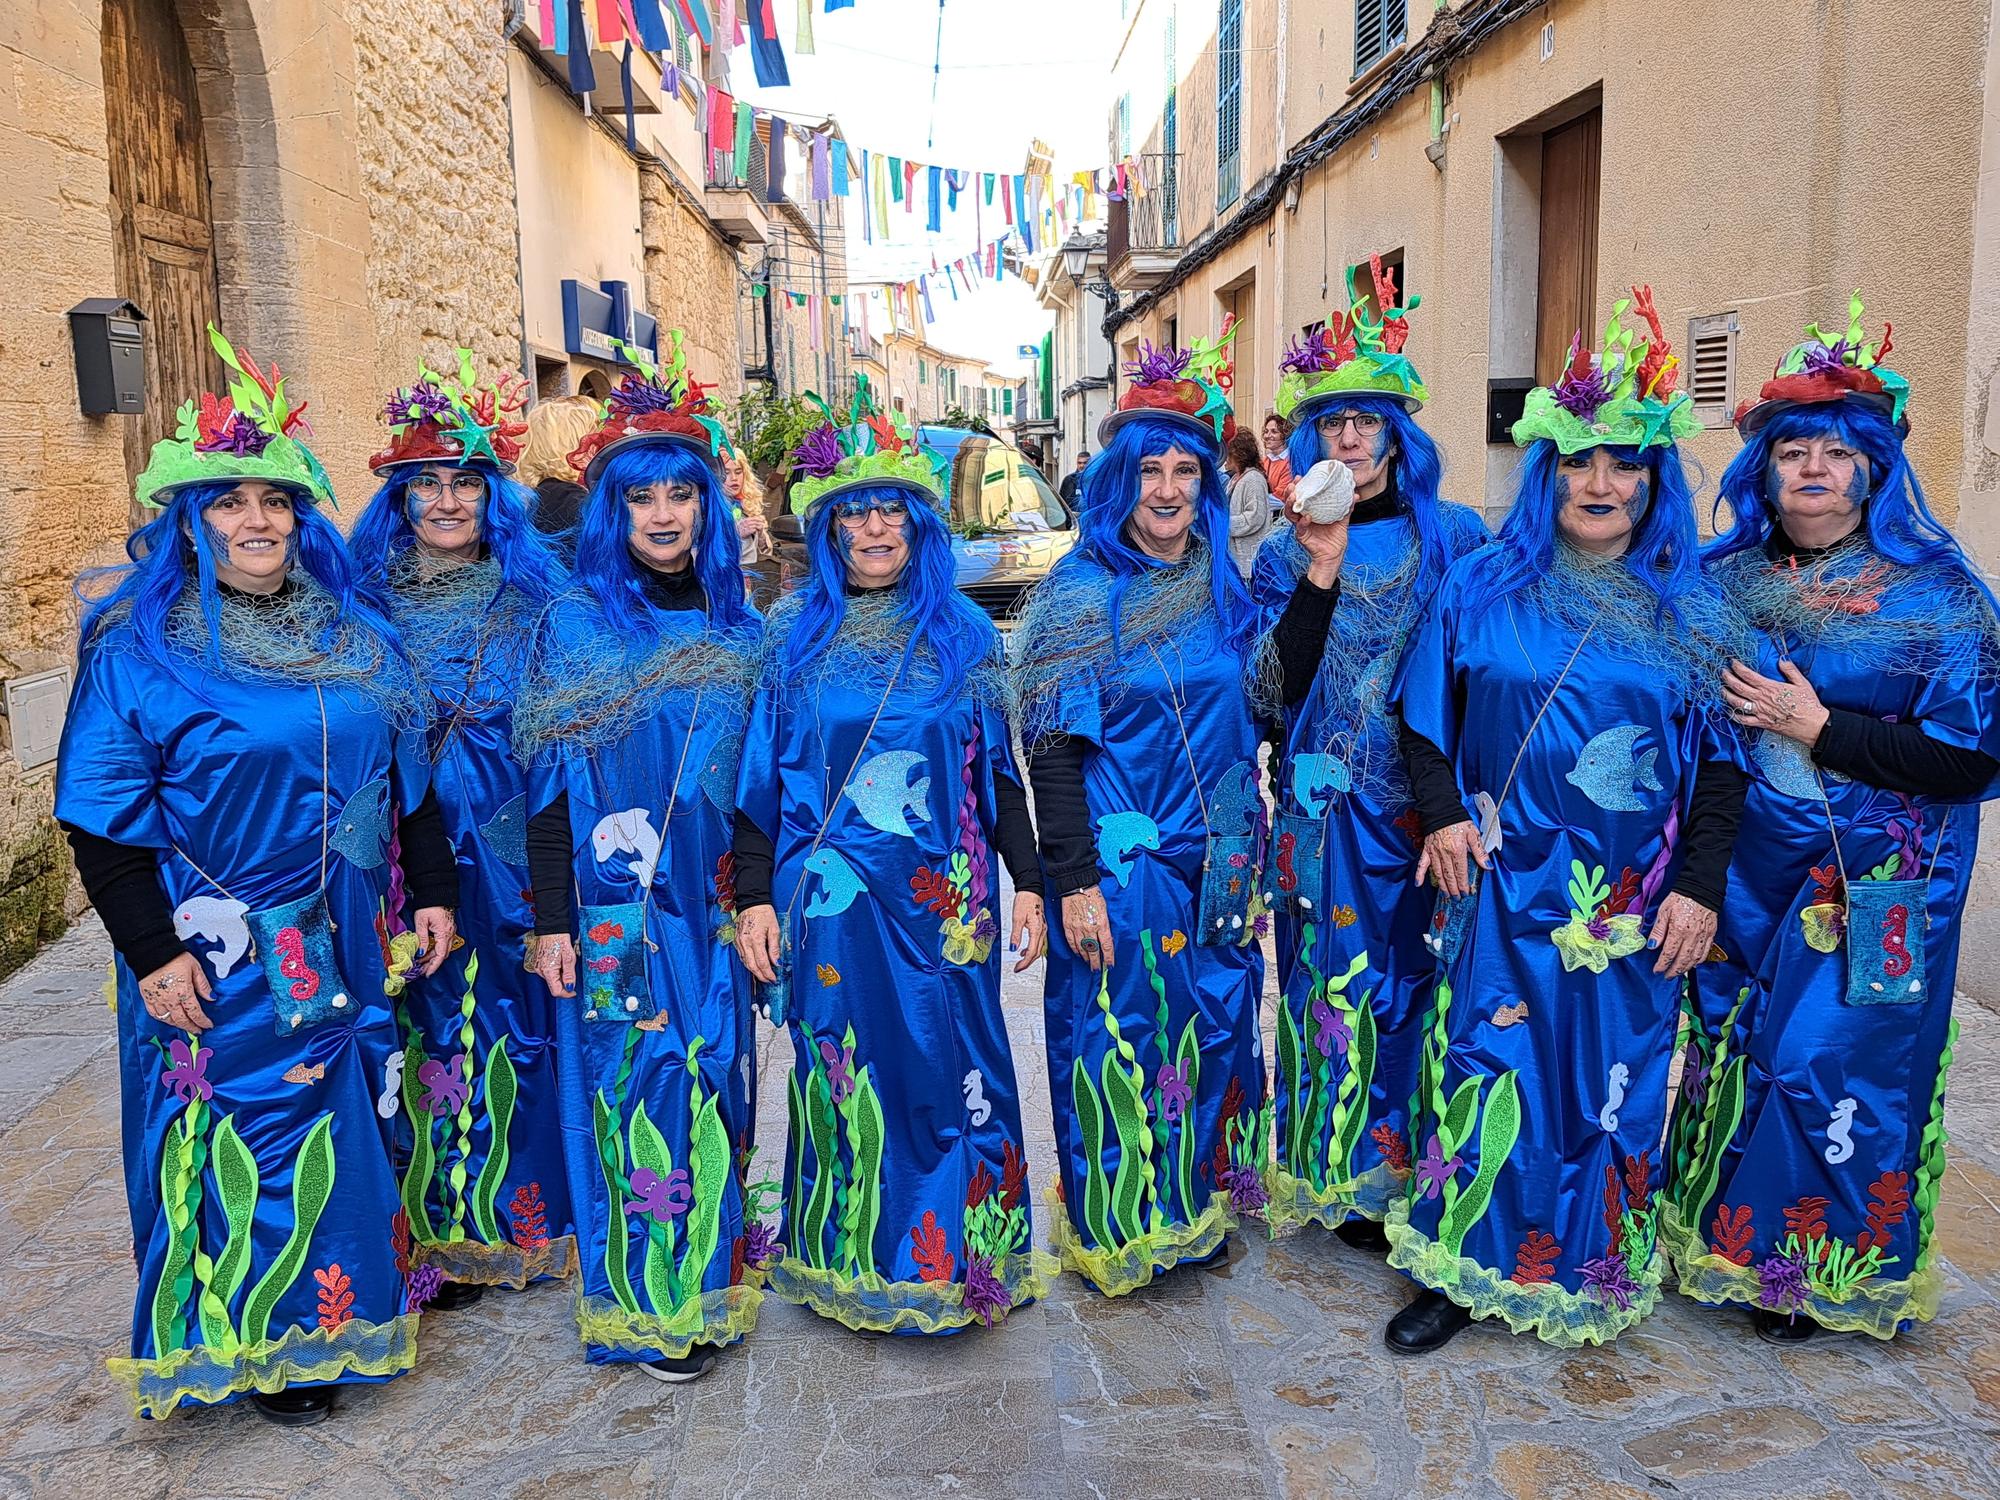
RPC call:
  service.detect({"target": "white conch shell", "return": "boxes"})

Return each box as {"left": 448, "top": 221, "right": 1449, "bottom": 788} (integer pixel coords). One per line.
{"left": 1292, "top": 459, "right": 1357, "bottom": 524}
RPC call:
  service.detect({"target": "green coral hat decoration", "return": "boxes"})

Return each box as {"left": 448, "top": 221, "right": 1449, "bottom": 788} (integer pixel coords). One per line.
{"left": 134, "top": 325, "right": 335, "bottom": 510}
{"left": 1274, "top": 256, "right": 1429, "bottom": 419}
{"left": 1510, "top": 285, "right": 1700, "bottom": 454}
{"left": 787, "top": 386, "right": 946, "bottom": 517}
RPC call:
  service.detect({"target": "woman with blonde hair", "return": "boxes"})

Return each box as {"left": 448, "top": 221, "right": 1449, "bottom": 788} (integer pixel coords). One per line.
{"left": 518, "top": 393, "right": 600, "bottom": 544}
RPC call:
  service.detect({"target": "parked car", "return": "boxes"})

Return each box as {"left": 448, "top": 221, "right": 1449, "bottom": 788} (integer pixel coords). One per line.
{"left": 747, "top": 428, "right": 1077, "bottom": 621}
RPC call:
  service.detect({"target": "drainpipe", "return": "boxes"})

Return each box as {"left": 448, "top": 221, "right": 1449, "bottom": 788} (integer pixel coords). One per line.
{"left": 1425, "top": 0, "right": 1449, "bottom": 171}
{"left": 501, "top": 0, "right": 536, "bottom": 385}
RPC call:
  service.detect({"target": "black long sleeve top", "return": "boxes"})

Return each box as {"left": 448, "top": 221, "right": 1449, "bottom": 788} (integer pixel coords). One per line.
{"left": 1397, "top": 722, "right": 1747, "bottom": 911}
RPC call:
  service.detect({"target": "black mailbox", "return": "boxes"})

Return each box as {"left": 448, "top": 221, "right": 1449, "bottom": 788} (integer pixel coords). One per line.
{"left": 1486, "top": 377, "right": 1535, "bottom": 444}
{"left": 68, "top": 298, "right": 147, "bottom": 416}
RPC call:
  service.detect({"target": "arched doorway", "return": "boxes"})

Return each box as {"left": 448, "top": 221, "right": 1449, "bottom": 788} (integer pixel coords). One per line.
{"left": 578, "top": 368, "right": 613, "bottom": 402}
{"left": 103, "top": 0, "right": 223, "bottom": 521}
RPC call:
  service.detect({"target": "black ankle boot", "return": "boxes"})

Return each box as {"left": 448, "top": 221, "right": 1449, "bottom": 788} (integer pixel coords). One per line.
{"left": 639, "top": 1346, "right": 718, "bottom": 1383}
{"left": 428, "top": 1280, "right": 486, "bottom": 1312}
{"left": 1385, "top": 1290, "right": 1473, "bottom": 1354}
{"left": 1751, "top": 1307, "right": 1819, "bottom": 1345}
{"left": 250, "top": 1387, "right": 336, "bottom": 1426}
{"left": 1334, "top": 1217, "right": 1391, "bottom": 1254}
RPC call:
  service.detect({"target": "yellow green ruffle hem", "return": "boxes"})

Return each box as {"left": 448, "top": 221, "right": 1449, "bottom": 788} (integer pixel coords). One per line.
{"left": 108, "top": 1312, "right": 419, "bottom": 1420}
{"left": 1049, "top": 1187, "right": 1235, "bottom": 1296}
{"left": 415, "top": 1232, "right": 578, "bottom": 1290}
{"left": 1659, "top": 1200, "right": 1943, "bottom": 1340}
{"left": 1263, "top": 1163, "right": 1408, "bottom": 1233}
{"left": 767, "top": 1250, "right": 1058, "bottom": 1334}
{"left": 574, "top": 1281, "right": 763, "bottom": 1358}
{"left": 1385, "top": 1201, "right": 1662, "bottom": 1348}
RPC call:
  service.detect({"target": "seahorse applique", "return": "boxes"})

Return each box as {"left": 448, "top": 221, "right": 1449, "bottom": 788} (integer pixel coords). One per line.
{"left": 1824, "top": 1097, "right": 1859, "bottom": 1164}
{"left": 1598, "top": 1062, "right": 1629, "bottom": 1132}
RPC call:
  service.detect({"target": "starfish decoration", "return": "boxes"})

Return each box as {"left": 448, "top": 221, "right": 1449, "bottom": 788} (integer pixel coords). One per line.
{"left": 1367, "top": 352, "right": 1423, "bottom": 395}
{"left": 1631, "top": 394, "right": 1686, "bottom": 448}
{"left": 447, "top": 409, "right": 501, "bottom": 467}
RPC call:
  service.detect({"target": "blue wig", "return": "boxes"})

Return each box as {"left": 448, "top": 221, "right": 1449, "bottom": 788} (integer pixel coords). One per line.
{"left": 1071, "top": 414, "right": 1255, "bottom": 650}
{"left": 78, "top": 479, "right": 403, "bottom": 680}
{"left": 1483, "top": 440, "right": 1706, "bottom": 624}
{"left": 784, "top": 482, "right": 996, "bottom": 702}
{"left": 349, "top": 462, "right": 564, "bottom": 605}
{"left": 1286, "top": 392, "right": 1455, "bottom": 585}
{"left": 571, "top": 442, "right": 754, "bottom": 636}
{"left": 1706, "top": 402, "right": 1991, "bottom": 596}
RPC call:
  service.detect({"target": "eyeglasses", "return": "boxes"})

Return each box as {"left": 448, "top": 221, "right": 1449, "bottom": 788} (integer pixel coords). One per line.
{"left": 407, "top": 473, "right": 488, "bottom": 502}
{"left": 1316, "top": 411, "right": 1386, "bottom": 437}
{"left": 833, "top": 495, "right": 911, "bottom": 528}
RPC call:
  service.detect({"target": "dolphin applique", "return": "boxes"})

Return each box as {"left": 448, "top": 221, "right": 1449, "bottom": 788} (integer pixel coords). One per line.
{"left": 698, "top": 729, "right": 744, "bottom": 814}
{"left": 1210, "top": 762, "right": 1260, "bottom": 836}
{"left": 478, "top": 793, "right": 529, "bottom": 867}
{"left": 592, "top": 808, "right": 662, "bottom": 885}
{"left": 843, "top": 751, "right": 931, "bottom": 837}
{"left": 1096, "top": 811, "right": 1160, "bottom": 888}
{"left": 803, "top": 848, "right": 868, "bottom": 918}
{"left": 328, "top": 776, "right": 393, "bottom": 868}
{"left": 1291, "top": 753, "right": 1351, "bottom": 819}
{"left": 172, "top": 895, "right": 251, "bottom": 978}
{"left": 1565, "top": 726, "right": 1662, "bottom": 813}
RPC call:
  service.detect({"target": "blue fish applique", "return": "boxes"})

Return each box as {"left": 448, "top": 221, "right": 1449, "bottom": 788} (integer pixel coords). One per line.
{"left": 478, "top": 793, "right": 529, "bottom": 867}
{"left": 844, "top": 750, "right": 931, "bottom": 837}
{"left": 1291, "top": 752, "right": 1351, "bottom": 819}
{"left": 329, "top": 776, "right": 393, "bottom": 868}
{"left": 1751, "top": 730, "right": 1833, "bottom": 801}
{"left": 1210, "top": 762, "right": 1260, "bottom": 835}
{"left": 698, "top": 729, "right": 744, "bottom": 814}
{"left": 1565, "top": 726, "right": 1661, "bottom": 813}
{"left": 1096, "top": 811, "right": 1160, "bottom": 888}
{"left": 803, "top": 848, "right": 868, "bottom": 918}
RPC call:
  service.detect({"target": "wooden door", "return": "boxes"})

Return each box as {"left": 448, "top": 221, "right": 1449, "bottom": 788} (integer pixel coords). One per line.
{"left": 103, "top": 0, "right": 223, "bottom": 520}
{"left": 1535, "top": 108, "right": 1601, "bottom": 385}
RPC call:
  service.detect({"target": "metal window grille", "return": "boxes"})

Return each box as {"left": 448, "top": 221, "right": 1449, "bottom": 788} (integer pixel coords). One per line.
{"left": 1354, "top": 0, "right": 1407, "bottom": 77}
{"left": 1687, "top": 312, "right": 1740, "bottom": 427}
{"left": 1217, "top": 0, "right": 1241, "bottom": 210}
{"left": 1163, "top": 7, "right": 1179, "bottom": 243}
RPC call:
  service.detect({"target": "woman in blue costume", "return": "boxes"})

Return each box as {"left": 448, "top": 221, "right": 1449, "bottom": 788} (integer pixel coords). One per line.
{"left": 55, "top": 330, "right": 458, "bottom": 1424}
{"left": 350, "top": 356, "right": 574, "bottom": 1307}
{"left": 1385, "top": 290, "right": 1750, "bottom": 1352}
{"left": 732, "top": 397, "right": 1053, "bottom": 1334}
{"left": 1015, "top": 331, "right": 1339, "bottom": 1294}
{"left": 1249, "top": 262, "right": 1490, "bottom": 1252}
{"left": 1662, "top": 298, "right": 2000, "bottom": 1343}
{"left": 517, "top": 337, "right": 764, "bottom": 1383}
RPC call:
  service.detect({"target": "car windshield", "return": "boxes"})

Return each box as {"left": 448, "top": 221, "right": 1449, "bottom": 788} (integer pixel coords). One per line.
{"left": 950, "top": 440, "right": 1068, "bottom": 532}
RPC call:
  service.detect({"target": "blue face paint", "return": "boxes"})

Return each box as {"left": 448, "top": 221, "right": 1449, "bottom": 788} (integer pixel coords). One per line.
{"left": 1845, "top": 461, "right": 1872, "bottom": 508}
{"left": 1626, "top": 477, "right": 1651, "bottom": 525}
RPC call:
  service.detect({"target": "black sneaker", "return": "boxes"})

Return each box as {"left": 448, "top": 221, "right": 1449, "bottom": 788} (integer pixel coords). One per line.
{"left": 639, "top": 1347, "right": 718, "bottom": 1383}
{"left": 1334, "top": 1217, "right": 1391, "bottom": 1254}
{"left": 249, "top": 1387, "right": 335, "bottom": 1426}
{"left": 1385, "top": 1290, "right": 1473, "bottom": 1355}
{"left": 428, "top": 1280, "right": 486, "bottom": 1312}
{"left": 1751, "top": 1307, "right": 1819, "bottom": 1345}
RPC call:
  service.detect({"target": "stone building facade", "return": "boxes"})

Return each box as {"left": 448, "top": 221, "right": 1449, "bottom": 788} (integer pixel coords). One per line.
{"left": 0, "top": 0, "right": 832, "bottom": 973}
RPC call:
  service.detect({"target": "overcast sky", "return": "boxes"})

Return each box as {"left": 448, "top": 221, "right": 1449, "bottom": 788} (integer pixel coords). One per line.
{"left": 727, "top": 0, "right": 1119, "bottom": 371}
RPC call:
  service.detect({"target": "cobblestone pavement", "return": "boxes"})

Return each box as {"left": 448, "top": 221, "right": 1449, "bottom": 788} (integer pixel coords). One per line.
{"left": 3, "top": 914, "right": 1998, "bottom": 1499}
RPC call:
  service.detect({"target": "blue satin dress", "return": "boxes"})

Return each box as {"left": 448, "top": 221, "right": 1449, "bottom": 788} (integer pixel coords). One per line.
{"left": 56, "top": 615, "right": 423, "bottom": 1418}
{"left": 522, "top": 595, "right": 763, "bottom": 1364}
{"left": 741, "top": 599, "right": 1052, "bottom": 1333}
{"left": 1388, "top": 552, "right": 1730, "bottom": 1345}
{"left": 388, "top": 567, "right": 574, "bottom": 1289}
{"left": 1664, "top": 545, "right": 2000, "bottom": 1335}
{"left": 1250, "top": 505, "right": 1489, "bottom": 1231}
{"left": 1026, "top": 557, "right": 1269, "bottom": 1296}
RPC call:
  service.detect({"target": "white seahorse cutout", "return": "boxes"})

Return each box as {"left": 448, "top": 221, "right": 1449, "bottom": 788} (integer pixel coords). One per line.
{"left": 962, "top": 1069, "right": 992, "bottom": 1127}
{"left": 1598, "top": 1062, "right": 1630, "bottom": 1132}
{"left": 592, "top": 808, "right": 662, "bottom": 886}
{"left": 377, "top": 1049, "right": 405, "bottom": 1120}
{"left": 1824, "top": 1097, "right": 1859, "bottom": 1164}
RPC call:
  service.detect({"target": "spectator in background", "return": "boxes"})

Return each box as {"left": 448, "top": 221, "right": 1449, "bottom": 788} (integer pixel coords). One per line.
{"left": 722, "top": 451, "right": 769, "bottom": 567}
{"left": 1059, "top": 449, "right": 1090, "bottom": 508}
{"left": 516, "top": 393, "right": 599, "bottom": 552}
{"left": 1262, "top": 411, "right": 1297, "bottom": 509}
{"left": 1223, "top": 429, "right": 1273, "bottom": 578}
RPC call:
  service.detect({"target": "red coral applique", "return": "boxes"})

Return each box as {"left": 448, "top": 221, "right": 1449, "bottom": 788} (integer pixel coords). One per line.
{"left": 1598, "top": 867, "right": 1642, "bottom": 919}
{"left": 1371, "top": 1120, "right": 1412, "bottom": 1175}
{"left": 1855, "top": 1171, "right": 1911, "bottom": 1256}
{"left": 1783, "top": 1196, "right": 1831, "bottom": 1262}
{"left": 1602, "top": 1163, "right": 1626, "bottom": 1252}
{"left": 714, "top": 852, "right": 739, "bottom": 915}
{"left": 314, "top": 1264, "right": 355, "bottom": 1330}
{"left": 911, "top": 1211, "right": 955, "bottom": 1282}
{"left": 966, "top": 1161, "right": 996, "bottom": 1209}
{"left": 910, "top": 866, "right": 964, "bottom": 919}
{"left": 508, "top": 1183, "right": 550, "bottom": 1249}
{"left": 1000, "top": 1140, "right": 1028, "bottom": 1213}
{"left": 1710, "top": 1203, "right": 1755, "bottom": 1266}
{"left": 391, "top": 1208, "right": 413, "bottom": 1276}
{"left": 1622, "top": 1151, "right": 1652, "bottom": 1213}
{"left": 1511, "top": 1230, "right": 1559, "bottom": 1285}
